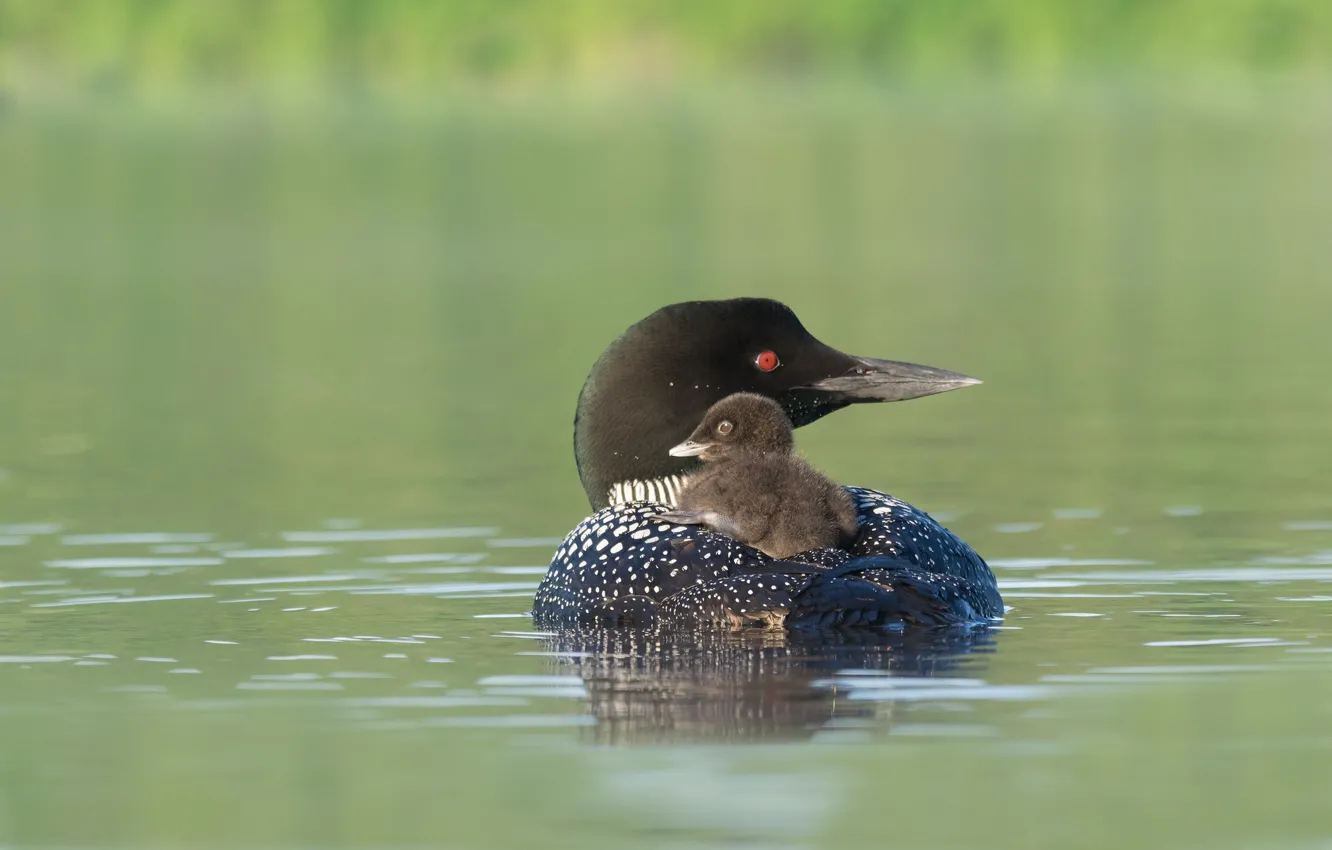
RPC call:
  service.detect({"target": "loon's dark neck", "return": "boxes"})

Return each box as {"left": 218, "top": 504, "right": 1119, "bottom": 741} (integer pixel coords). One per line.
{"left": 573, "top": 298, "right": 982, "bottom": 510}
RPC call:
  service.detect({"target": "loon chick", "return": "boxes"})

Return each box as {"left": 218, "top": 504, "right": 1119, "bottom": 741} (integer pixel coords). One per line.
{"left": 652, "top": 393, "right": 858, "bottom": 559}
{"left": 533, "top": 297, "right": 1002, "bottom": 629}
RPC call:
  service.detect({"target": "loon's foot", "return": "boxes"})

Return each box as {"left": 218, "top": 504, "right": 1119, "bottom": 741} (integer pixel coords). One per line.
{"left": 649, "top": 510, "right": 744, "bottom": 541}
{"left": 658, "top": 572, "right": 807, "bottom": 630}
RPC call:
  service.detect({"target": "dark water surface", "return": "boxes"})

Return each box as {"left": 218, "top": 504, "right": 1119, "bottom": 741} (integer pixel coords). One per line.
{"left": 2, "top": 84, "right": 1331, "bottom": 848}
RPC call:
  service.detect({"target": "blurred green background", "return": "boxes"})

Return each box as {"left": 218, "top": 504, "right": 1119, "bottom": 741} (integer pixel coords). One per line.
{"left": 4, "top": 0, "right": 1332, "bottom": 99}
{"left": 2, "top": 3, "right": 1332, "bottom": 849}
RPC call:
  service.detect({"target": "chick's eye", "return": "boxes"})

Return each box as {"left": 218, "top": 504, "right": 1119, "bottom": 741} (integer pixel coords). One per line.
{"left": 717, "top": 420, "right": 734, "bottom": 435}
{"left": 754, "top": 350, "right": 781, "bottom": 372}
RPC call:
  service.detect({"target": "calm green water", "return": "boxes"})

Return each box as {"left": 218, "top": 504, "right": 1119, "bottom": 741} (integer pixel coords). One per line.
{"left": 2, "top": 84, "right": 1331, "bottom": 848}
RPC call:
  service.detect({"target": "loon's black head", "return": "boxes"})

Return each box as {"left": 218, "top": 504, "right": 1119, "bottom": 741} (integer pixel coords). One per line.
{"left": 669, "top": 393, "right": 795, "bottom": 461}
{"left": 574, "top": 298, "right": 980, "bottom": 508}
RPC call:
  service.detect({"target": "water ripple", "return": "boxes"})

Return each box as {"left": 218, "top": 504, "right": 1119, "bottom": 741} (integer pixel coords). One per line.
{"left": 45, "top": 557, "right": 223, "bottom": 569}
{"left": 283, "top": 527, "right": 497, "bottom": 543}
{"left": 1047, "top": 567, "right": 1332, "bottom": 583}
{"left": 362, "top": 553, "right": 487, "bottom": 564}
{"left": 61, "top": 532, "right": 213, "bottom": 546}
{"left": 31, "top": 593, "right": 215, "bottom": 608}
{"left": 222, "top": 547, "right": 337, "bottom": 559}
{"left": 1145, "top": 637, "right": 1304, "bottom": 647}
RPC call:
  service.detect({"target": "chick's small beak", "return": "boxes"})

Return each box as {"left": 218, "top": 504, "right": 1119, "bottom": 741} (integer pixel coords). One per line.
{"left": 668, "top": 440, "right": 710, "bottom": 458}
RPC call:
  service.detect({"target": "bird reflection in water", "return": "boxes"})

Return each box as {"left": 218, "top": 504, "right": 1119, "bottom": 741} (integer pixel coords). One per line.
{"left": 540, "top": 626, "right": 999, "bottom": 745}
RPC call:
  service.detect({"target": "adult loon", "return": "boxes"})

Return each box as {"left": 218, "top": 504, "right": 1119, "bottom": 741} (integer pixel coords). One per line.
{"left": 532, "top": 298, "right": 1002, "bottom": 630}
{"left": 652, "top": 392, "right": 860, "bottom": 559}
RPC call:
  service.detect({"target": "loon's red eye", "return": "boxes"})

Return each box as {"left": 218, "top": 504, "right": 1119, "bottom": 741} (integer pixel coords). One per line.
{"left": 754, "top": 350, "right": 780, "bottom": 372}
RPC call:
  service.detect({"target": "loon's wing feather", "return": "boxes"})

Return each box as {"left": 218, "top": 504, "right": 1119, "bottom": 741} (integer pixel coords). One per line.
{"left": 844, "top": 487, "right": 1002, "bottom": 616}
{"left": 787, "top": 561, "right": 981, "bottom": 629}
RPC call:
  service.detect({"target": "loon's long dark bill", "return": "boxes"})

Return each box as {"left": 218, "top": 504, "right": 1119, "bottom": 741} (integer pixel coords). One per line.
{"left": 802, "top": 356, "right": 981, "bottom": 403}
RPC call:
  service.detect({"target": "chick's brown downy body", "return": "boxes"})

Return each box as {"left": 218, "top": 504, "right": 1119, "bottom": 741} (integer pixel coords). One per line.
{"left": 655, "top": 393, "right": 859, "bottom": 560}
